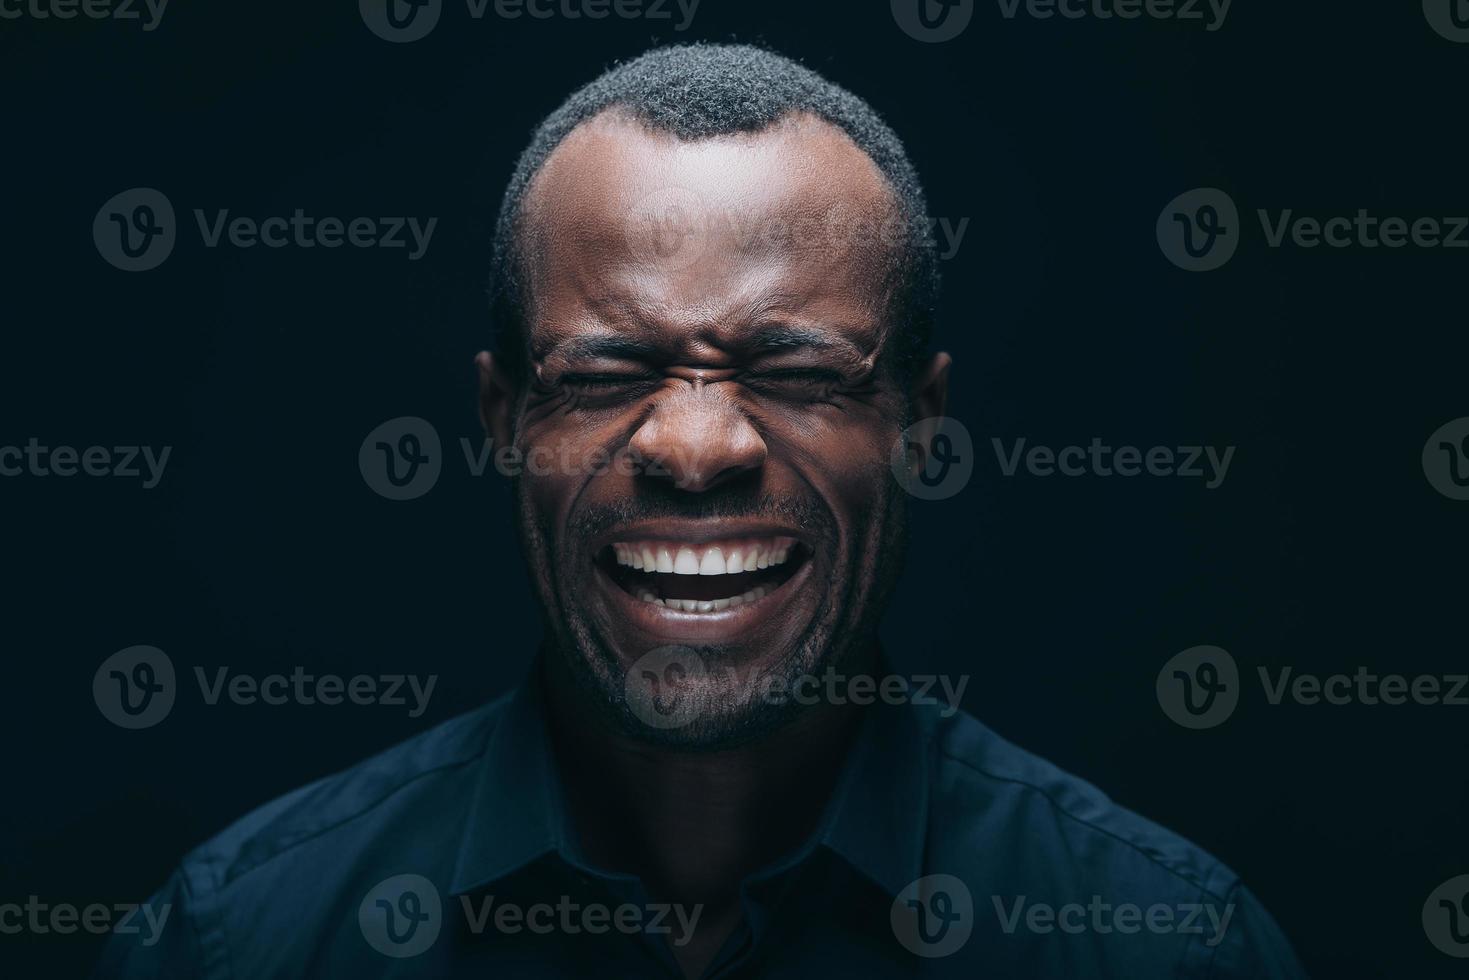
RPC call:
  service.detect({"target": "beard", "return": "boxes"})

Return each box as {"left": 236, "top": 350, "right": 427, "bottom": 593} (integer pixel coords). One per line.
{"left": 515, "top": 472, "right": 910, "bottom": 751}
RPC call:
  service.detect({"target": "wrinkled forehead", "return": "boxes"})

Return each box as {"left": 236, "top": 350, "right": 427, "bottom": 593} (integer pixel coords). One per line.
{"left": 515, "top": 109, "right": 905, "bottom": 361}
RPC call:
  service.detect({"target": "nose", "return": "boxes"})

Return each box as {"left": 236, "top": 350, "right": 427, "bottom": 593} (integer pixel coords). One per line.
{"left": 628, "top": 381, "right": 767, "bottom": 492}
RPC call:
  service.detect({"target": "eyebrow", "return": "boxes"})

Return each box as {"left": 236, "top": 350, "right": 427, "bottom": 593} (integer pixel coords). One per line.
{"left": 745, "top": 325, "right": 841, "bottom": 352}
{"left": 542, "top": 325, "right": 863, "bottom": 363}
{"left": 550, "top": 336, "right": 664, "bottom": 362}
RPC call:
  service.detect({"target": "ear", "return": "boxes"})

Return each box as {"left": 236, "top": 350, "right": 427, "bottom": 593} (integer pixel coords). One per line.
{"left": 475, "top": 351, "right": 516, "bottom": 453}
{"left": 910, "top": 351, "right": 951, "bottom": 423}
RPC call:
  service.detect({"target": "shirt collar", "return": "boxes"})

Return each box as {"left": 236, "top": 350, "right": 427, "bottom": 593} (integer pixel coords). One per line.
{"left": 450, "top": 665, "right": 932, "bottom": 900}
{"left": 449, "top": 673, "right": 565, "bottom": 895}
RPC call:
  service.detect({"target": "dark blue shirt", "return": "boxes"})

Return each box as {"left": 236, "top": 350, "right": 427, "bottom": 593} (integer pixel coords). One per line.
{"left": 96, "top": 672, "right": 1307, "bottom": 978}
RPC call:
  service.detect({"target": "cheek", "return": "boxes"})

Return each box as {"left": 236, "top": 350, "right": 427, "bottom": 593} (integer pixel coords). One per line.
{"left": 516, "top": 415, "right": 635, "bottom": 527}
{"left": 782, "top": 414, "right": 899, "bottom": 506}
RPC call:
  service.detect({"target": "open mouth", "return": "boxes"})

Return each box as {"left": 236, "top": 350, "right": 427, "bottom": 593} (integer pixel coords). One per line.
{"left": 598, "top": 536, "right": 810, "bottom": 614}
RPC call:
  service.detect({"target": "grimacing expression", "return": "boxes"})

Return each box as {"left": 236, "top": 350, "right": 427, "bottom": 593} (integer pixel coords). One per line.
{"left": 488, "top": 110, "right": 945, "bottom": 746}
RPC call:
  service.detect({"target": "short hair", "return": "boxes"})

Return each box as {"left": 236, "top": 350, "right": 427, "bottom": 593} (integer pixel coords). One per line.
{"left": 488, "top": 42, "right": 940, "bottom": 380}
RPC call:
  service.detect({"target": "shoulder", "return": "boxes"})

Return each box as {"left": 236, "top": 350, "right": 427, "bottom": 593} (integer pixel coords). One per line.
{"left": 182, "top": 695, "right": 507, "bottom": 891}
{"left": 95, "top": 696, "right": 516, "bottom": 978}
{"left": 925, "top": 706, "right": 1237, "bottom": 900}
{"left": 915, "top": 706, "right": 1307, "bottom": 978}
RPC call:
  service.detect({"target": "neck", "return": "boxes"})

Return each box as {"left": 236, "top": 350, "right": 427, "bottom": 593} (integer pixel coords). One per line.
{"left": 541, "top": 649, "right": 873, "bottom": 908}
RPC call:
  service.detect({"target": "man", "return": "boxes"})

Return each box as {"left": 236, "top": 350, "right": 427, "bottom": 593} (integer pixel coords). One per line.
{"left": 97, "top": 43, "right": 1306, "bottom": 978}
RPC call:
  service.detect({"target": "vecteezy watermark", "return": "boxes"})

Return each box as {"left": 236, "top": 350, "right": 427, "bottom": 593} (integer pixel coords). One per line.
{"left": 93, "top": 646, "right": 438, "bottom": 729}
{"left": 995, "top": 0, "right": 1231, "bottom": 31}
{"left": 1160, "top": 187, "right": 1469, "bottom": 271}
{"left": 0, "top": 0, "right": 168, "bottom": 30}
{"left": 1423, "top": 417, "right": 1469, "bottom": 501}
{"left": 1424, "top": 875, "right": 1469, "bottom": 958}
{"left": 1424, "top": 0, "right": 1469, "bottom": 43}
{"left": 94, "top": 188, "right": 437, "bottom": 271}
{"left": 359, "top": 0, "right": 700, "bottom": 43}
{"left": 624, "top": 647, "right": 970, "bottom": 731}
{"left": 622, "top": 185, "right": 970, "bottom": 273}
{"left": 1157, "top": 188, "right": 1239, "bottom": 272}
{"left": 895, "top": 0, "right": 1229, "bottom": 42}
{"left": 0, "top": 897, "right": 171, "bottom": 946}
{"left": 891, "top": 417, "right": 975, "bottom": 500}
{"left": 93, "top": 646, "right": 177, "bottom": 729}
{"left": 992, "top": 895, "right": 1235, "bottom": 947}
{"left": 357, "top": 873, "right": 703, "bottom": 958}
{"left": 891, "top": 0, "right": 975, "bottom": 43}
{"left": 360, "top": 875, "right": 443, "bottom": 958}
{"left": 1156, "top": 645, "right": 1239, "bottom": 729}
{"left": 0, "top": 438, "right": 171, "bottom": 489}
{"left": 1158, "top": 646, "right": 1469, "bottom": 729}
{"left": 992, "top": 438, "right": 1235, "bottom": 489}
{"left": 360, "top": 417, "right": 443, "bottom": 501}
{"left": 460, "top": 895, "right": 702, "bottom": 947}
{"left": 373, "top": 417, "right": 936, "bottom": 499}
{"left": 891, "top": 875, "right": 974, "bottom": 957}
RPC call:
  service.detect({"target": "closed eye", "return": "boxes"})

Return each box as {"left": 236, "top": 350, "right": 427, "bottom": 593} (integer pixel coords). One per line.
{"left": 744, "top": 368, "right": 846, "bottom": 392}
{"left": 562, "top": 373, "right": 658, "bottom": 390}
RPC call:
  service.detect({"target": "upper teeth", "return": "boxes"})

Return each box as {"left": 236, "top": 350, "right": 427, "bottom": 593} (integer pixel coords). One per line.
{"left": 611, "top": 537, "right": 796, "bottom": 575}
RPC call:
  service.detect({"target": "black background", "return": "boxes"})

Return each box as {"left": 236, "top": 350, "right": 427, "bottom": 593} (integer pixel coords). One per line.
{"left": 1, "top": 1, "right": 1465, "bottom": 976}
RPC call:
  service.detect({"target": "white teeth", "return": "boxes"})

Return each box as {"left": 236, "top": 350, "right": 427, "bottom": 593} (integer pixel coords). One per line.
{"left": 674, "top": 547, "right": 700, "bottom": 575}
{"left": 640, "top": 585, "right": 772, "bottom": 614}
{"left": 612, "top": 536, "right": 798, "bottom": 577}
{"left": 698, "top": 547, "right": 725, "bottom": 575}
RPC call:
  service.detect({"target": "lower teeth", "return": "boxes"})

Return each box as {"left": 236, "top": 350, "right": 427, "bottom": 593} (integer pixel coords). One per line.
{"left": 637, "top": 586, "right": 770, "bottom": 612}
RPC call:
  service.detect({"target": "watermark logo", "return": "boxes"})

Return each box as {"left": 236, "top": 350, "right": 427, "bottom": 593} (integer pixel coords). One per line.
{"left": 93, "top": 646, "right": 176, "bottom": 730}
{"left": 892, "top": 0, "right": 974, "bottom": 42}
{"left": 459, "top": 895, "right": 702, "bottom": 944}
{"left": 94, "top": 649, "right": 437, "bottom": 728}
{"left": 0, "top": 0, "right": 169, "bottom": 30}
{"left": 891, "top": 874, "right": 974, "bottom": 957}
{"left": 1163, "top": 191, "right": 1469, "bottom": 270}
{"left": 1423, "top": 418, "right": 1469, "bottom": 501}
{"left": 360, "top": 0, "right": 442, "bottom": 42}
{"left": 94, "top": 188, "right": 176, "bottom": 272}
{"left": 1156, "top": 645, "right": 1238, "bottom": 729}
{"left": 96, "top": 189, "right": 436, "bottom": 271}
{"left": 1425, "top": 875, "right": 1469, "bottom": 957}
{"left": 624, "top": 186, "right": 971, "bottom": 272}
{"left": 360, "top": 417, "right": 442, "bottom": 500}
{"left": 360, "top": 874, "right": 442, "bottom": 958}
{"left": 993, "top": 895, "right": 1234, "bottom": 946}
{"left": 991, "top": 437, "right": 1234, "bottom": 489}
{"left": 623, "top": 187, "right": 713, "bottom": 272}
{"left": 891, "top": 417, "right": 975, "bottom": 500}
{"left": 1158, "top": 188, "right": 1239, "bottom": 272}
{"left": 0, "top": 439, "right": 171, "bottom": 488}
{"left": 361, "top": 0, "right": 699, "bottom": 42}
{"left": 996, "top": 0, "right": 1230, "bottom": 31}
{"left": 625, "top": 646, "right": 709, "bottom": 730}
{"left": 0, "top": 897, "right": 171, "bottom": 946}
{"left": 1424, "top": 0, "right": 1469, "bottom": 42}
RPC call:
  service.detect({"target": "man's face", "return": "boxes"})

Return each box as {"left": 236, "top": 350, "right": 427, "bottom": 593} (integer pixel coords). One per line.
{"left": 483, "top": 111, "right": 946, "bottom": 745}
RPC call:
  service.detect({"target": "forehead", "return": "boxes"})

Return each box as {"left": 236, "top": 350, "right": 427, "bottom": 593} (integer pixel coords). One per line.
{"left": 518, "top": 110, "right": 903, "bottom": 363}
